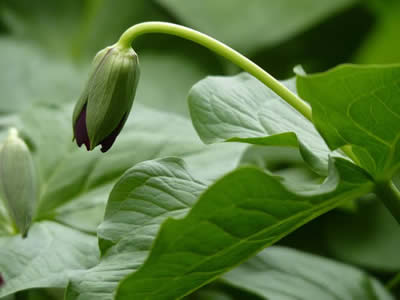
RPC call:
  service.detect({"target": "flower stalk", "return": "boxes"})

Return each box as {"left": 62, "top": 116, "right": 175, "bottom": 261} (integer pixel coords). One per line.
{"left": 117, "top": 22, "right": 312, "bottom": 122}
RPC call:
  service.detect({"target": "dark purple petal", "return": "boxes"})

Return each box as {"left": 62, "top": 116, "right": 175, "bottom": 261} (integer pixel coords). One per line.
{"left": 0, "top": 273, "right": 4, "bottom": 287}
{"left": 99, "top": 114, "right": 127, "bottom": 153}
{"left": 74, "top": 104, "right": 90, "bottom": 150}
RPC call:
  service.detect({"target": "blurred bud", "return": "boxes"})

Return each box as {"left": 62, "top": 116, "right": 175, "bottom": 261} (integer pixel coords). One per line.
{"left": 72, "top": 44, "right": 140, "bottom": 152}
{"left": 0, "top": 128, "right": 38, "bottom": 237}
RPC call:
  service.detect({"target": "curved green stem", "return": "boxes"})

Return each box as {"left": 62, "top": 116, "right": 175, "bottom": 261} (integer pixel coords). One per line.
{"left": 117, "top": 22, "right": 312, "bottom": 121}
{"left": 117, "top": 22, "right": 360, "bottom": 162}
{"left": 376, "top": 181, "right": 400, "bottom": 224}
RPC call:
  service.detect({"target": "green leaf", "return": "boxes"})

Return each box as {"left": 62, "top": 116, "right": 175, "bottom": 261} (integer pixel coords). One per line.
{"left": 297, "top": 64, "right": 400, "bottom": 179}
{"left": 112, "top": 157, "right": 371, "bottom": 300}
{"left": 157, "top": 0, "right": 357, "bottom": 54}
{"left": 65, "top": 158, "right": 207, "bottom": 300}
{"left": 222, "top": 246, "right": 393, "bottom": 300}
{"left": 240, "top": 146, "right": 325, "bottom": 194}
{"left": 66, "top": 156, "right": 372, "bottom": 300}
{"left": 324, "top": 198, "right": 400, "bottom": 272}
{"left": 0, "top": 221, "right": 99, "bottom": 298}
{"left": 188, "top": 73, "right": 338, "bottom": 175}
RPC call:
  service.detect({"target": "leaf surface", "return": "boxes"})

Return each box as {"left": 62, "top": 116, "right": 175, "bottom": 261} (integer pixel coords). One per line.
{"left": 0, "top": 221, "right": 99, "bottom": 297}
{"left": 114, "top": 158, "right": 372, "bottom": 300}
{"left": 189, "top": 73, "right": 337, "bottom": 175}
{"left": 297, "top": 64, "right": 400, "bottom": 178}
{"left": 65, "top": 158, "right": 207, "bottom": 300}
{"left": 66, "top": 156, "right": 373, "bottom": 300}
{"left": 222, "top": 246, "right": 393, "bottom": 300}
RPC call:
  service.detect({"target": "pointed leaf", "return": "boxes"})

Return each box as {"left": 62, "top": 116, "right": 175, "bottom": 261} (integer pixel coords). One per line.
{"left": 297, "top": 64, "right": 400, "bottom": 179}
{"left": 189, "top": 73, "right": 338, "bottom": 175}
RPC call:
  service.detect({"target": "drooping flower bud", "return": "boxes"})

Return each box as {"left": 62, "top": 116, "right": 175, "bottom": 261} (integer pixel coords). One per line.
{"left": 72, "top": 44, "right": 140, "bottom": 152}
{"left": 0, "top": 128, "right": 38, "bottom": 237}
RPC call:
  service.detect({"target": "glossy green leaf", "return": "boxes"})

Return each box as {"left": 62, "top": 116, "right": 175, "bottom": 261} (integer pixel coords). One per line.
{"left": 113, "top": 157, "right": 372, "bottom": 300}
{"left": 188, "top": 73, "right": 339, "bottom": 175}
{"left": 157, "top": 0, "right": 356, "bottom": 54}
{"left": 297, "top": 64, "right": 400, "bottom": 179}
{"left": 222, "top": 246, "right": 393, "bottom": 300}
{"left": 65, "top": 158, "right": 207, "bottom": 300}
{"left": 65, "top": 156, "right": 372, "bottom": 300}
{"left": 0, "top": 221, "right": 99, "bottom": 297}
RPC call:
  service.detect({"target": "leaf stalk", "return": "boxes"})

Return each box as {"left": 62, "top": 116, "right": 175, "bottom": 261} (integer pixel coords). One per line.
{"left": 376, "top": 181, "right": 400, "bottom": 224}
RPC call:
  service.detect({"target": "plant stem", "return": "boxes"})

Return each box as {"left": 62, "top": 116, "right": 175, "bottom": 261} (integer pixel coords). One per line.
{"left": 117, "top": 22, "right": 359, "bottom": 162}
{"left": 117, "top": 22, "right": 312, "bottom": 121}
{"left": 376, "top": 181, "right": 400, "bottom": 224}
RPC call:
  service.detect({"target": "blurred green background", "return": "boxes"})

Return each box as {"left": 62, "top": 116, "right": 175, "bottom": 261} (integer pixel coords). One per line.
{"left": 1, "top": 0, "right": 400, "bottom": 299}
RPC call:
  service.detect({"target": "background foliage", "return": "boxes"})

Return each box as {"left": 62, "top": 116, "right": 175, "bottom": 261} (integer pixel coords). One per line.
{"left": 0, "top": 0, "right": 400, "bottom": 299}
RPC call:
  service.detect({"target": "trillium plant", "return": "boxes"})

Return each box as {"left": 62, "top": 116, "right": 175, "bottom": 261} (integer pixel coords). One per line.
{"left": 1, "top": 20, "right": 400, "bottom": 300}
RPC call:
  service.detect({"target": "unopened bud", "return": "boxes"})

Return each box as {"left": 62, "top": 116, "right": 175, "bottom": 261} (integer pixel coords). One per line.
{"left": 72, "top": 44, "right": 140, "bottom": 152}
{"left": 0, "top": 128, "right": 38, "bottom": 237}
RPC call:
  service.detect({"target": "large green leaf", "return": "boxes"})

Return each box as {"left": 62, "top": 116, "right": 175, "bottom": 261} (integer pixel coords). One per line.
{"left": 157, "top": 0, "right": 357, "bottom": 54}
{"left": 222, "top": 246, "right": 393, "bottom": 300}
{"left": 0, "top": 221, "right": 99, "bottom": 297}
{"left": 115, "top": 159, "right": 372, "bottom": 300}
{"left": 297, "top": 64, "right": 400, "bottom": 179}
{"left": 188, "top": 73, "right": 339, "bottom": 175}
{"left": 65, "top": 158, "right": 207, "bottom": 300}
{"left": 66, "top": 156, "right": 373, "bottom": 300}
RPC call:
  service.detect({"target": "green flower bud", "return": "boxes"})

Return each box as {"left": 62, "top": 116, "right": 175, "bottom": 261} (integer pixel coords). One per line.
{"left": 0, "top": 128, "right": 38, "bottom": 237}
{"left": 72, "top": 44, "right": 140, "bottom": 152}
